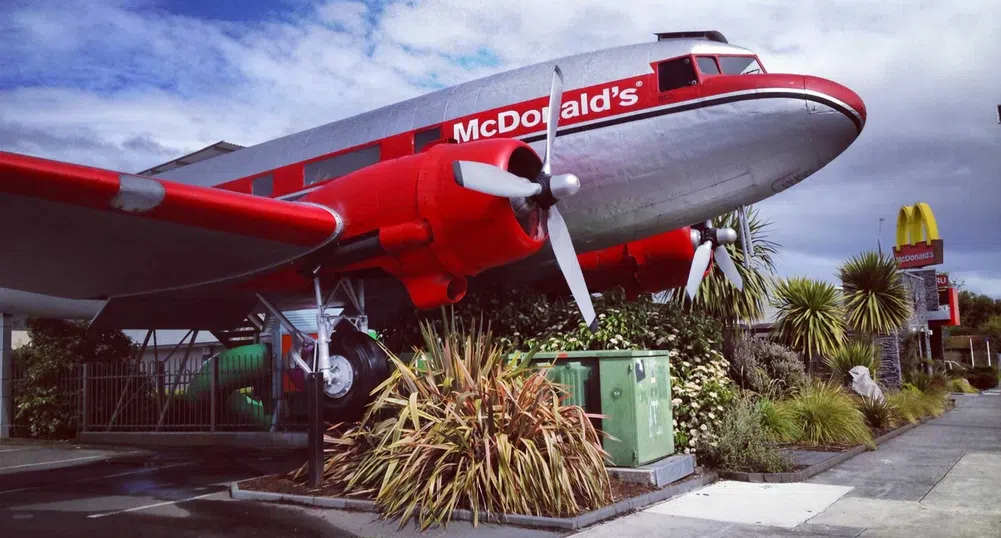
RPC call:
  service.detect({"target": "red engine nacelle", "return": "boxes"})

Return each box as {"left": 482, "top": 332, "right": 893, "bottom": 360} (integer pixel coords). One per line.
{"left": 301, "top": 138, "right": 546, "bottom": 309}
{"left": 575, "top": 227, "right": 701, "bottom": 296}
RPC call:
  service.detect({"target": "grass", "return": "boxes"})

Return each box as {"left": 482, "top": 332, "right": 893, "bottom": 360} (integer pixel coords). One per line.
{"left": 756, "top": 398, "right": 801, "bottom": 443}
{"left": 948, "top": 377, "right": 978, "bottom": 394}
{"left": 783, "top": 379, "right": 873, "bottom": 447}
{"left": 824, "top": 340, "right": 881, "bottom": 384}
{"left": 887, "top": 386, "right": 948, "bottom": 424}
{"left": 290, "top": 314, "right": 612, "bottom": 530}
{"left": 853, "top": 395, "right": 898, "bottom": 430}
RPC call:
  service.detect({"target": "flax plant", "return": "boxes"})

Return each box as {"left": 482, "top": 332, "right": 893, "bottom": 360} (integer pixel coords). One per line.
{"left": 292, "top": 313, "right": 612, "bottom": 530}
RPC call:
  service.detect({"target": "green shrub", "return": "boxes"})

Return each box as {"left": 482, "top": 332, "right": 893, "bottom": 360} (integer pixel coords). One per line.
{"left": 824, "top": 340, "right": 880, "bottom": 385}
{"left": 754, "top": 340, "right": 808, "bottom": 395}
{"left": 854, "top": 395, "right": 897, "bottom": 430}
{"left": 756, "top": 398, "right": 801, "bottom": 443}
{"left": 948, "top": 377, "right": 978, "bottom": 394}
{"left": 965, "top": 367, "right": 1000, "bottom": 390}
{"left": 695, "top": 395, "right": 794, "bottom": 473}
{"left": 725, "top": 331, "right": 772, "bottom": 395}
{"left": 784, "top": 380, "right": 873, "bottom": 447}
{"left": 910, "top": 372, "right": 950, "bottom": 395}
{"left": 381, "top": 287, "right": 735, "bottom": 454}
{"left": 293, "top": 316, "right": 612, "bottom": 530}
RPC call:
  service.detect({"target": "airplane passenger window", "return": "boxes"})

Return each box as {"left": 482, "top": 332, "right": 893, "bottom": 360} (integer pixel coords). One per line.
{"left": 304, "top": 144, "right": 381, "bottom": 186}
{"left": 252, "top": 174, "right": 273, "bottom": 197}
{"left": 719, "top": 56, "right": 763, "bottom": 75}
{"left": 696, "top": 57, "right": 720, "bottom": 76}
{"left": 415, "top": 126, "right": 441, "bottom": 152}
{"left": 657, "top": 57, "right": 698, "bottom": 92}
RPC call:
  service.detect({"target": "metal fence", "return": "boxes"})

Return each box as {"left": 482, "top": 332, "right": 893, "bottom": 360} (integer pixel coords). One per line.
{"left": 3, "top": 348, "right": 309, "bottom": 438}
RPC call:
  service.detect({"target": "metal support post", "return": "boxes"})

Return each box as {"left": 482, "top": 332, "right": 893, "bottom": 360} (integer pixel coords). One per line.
{"left": 306, "top": 372, "right": 324, "bottom": 487}
{"left": 210, "top": 355, "right": 218, "bottom": 432}
{"left": 1, "top": 314, "right": 13, "bottom": 439}
{"left": 81, "top": 363, "right": 89, "bottom": 433}
{"left": 313, "top": 272, "right": 332, "bottom": 383}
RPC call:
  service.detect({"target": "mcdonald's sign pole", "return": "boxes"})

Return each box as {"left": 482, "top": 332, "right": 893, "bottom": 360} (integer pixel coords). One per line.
{"left": 893, "top": 202, "right": 944, "bottom": 269}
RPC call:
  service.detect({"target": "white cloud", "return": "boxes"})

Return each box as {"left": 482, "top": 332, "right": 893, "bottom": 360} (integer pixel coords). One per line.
{"left": 2, "top": 0, "right": 999, "bottom": 297}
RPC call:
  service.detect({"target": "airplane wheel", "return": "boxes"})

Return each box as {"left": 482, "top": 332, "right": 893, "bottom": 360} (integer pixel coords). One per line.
{"left": 322, "top": 327, "right": 389, "bottom": 423}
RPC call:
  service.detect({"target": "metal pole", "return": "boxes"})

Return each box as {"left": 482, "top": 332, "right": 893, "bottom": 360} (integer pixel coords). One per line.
{"left": 0, "top": 314, "right": 12, "bottom": 439}
{"left": 81, "top": 363, "right": 89, "bottom": 433}
{"left": 970, "top": 336, "right": 975, "bottom": 367}
{"left": 987, "top": 338, "right": 992, "bottom": 367}
{"left": 306, "top": 372, "right": 324, "bottom": 487}
{"left": 210, "top": 355, "right": 217, "bottom": 432}
{"left": 878, "top": 218, "right": 884, "bottom": 257}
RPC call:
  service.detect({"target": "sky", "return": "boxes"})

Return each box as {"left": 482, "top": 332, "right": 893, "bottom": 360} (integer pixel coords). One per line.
{"left": 2, "top": 0, "right": 1000, "bottom": 298}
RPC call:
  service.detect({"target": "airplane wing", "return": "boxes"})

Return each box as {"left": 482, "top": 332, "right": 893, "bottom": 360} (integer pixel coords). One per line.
{"left": 0, "top": 151, "right": 343, "bottom": 304}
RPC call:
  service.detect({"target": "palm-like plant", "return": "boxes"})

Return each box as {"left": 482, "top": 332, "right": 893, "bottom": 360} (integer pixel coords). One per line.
{"left": 664, "top": 205, "right": 780, "bottom": 326}
{"left": 771, "top": 277, "right": 846, "bottom": 374}
{"left": 838, "top": 251, "right": 912, "bottom": 336}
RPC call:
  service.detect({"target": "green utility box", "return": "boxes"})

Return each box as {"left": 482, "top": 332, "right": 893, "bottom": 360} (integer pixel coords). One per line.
{"left": 529, "top": 350, "right": 674, "bottom": 468}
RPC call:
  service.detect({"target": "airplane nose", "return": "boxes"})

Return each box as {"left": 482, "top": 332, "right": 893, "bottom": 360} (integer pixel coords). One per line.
{"left": 803, "top": 75, "right": 866, "bottom": 127}
{"left": 802, "top": 75, "right": 866, "bottom": 166}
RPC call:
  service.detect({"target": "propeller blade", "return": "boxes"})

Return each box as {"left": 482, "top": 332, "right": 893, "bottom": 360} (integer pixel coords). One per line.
{"left": 453, "top": 161, "right": 543, "bottom": 198}
{"left": 541, "top": 65, "right": 564, "bottom": 177}
{"left": 686, "top": 241, "right": 713, "bottom": 300}
{"left": 739, "top": 205, "right": 754, "bottom": 269}
{"left": 546, "top": 205, "right": 597, "bottom": 332}
{"left": 714, "top": 244, "right": 744, "bottom": 291}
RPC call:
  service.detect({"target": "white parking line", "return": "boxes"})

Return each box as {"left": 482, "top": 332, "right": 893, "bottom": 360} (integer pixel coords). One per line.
{"left": 0, "top": 448, "right": 29, "bottom": 453}
{"left": 0, "top": 453, "right": 134, "bottom": 471}
{"left": 0, "top": 462, "right": 193, "bottom": 496}
{"left": 87, "top": 491, "right": 223, "bottom": 518}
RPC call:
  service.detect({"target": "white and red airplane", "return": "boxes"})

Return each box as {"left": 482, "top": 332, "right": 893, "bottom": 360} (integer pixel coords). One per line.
{"left": 0, "top": 31, "right": 864, "bottom": 418}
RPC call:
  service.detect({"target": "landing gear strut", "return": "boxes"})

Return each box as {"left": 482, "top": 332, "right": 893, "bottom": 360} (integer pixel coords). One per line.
{"left": 257, "top": 275, "right": 389, "bottom": 424}
{"left": 257, "top": 275, "right": 389, "bottom": 486}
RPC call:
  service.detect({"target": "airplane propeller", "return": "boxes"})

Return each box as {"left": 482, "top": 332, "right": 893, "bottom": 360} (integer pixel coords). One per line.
{"left": 684, "top": 221, "right": 743, "bottom": 300}
{"left": 452, "top": 65, "right": 597, "bottom": 332}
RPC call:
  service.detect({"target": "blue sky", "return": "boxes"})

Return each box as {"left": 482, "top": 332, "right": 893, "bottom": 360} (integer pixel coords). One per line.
{"left": 1, "top": 0, "right": 1000, "bottom": 299}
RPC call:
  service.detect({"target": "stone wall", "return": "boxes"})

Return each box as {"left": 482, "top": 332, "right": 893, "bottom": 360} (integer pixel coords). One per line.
{"left": 875, "top": 272, "right": 929, "bottom": 388}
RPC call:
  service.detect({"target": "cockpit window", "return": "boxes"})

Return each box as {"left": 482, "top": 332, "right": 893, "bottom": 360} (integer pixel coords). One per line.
{"left": 696, "top": 57, "right": 720, "bottom": 76}
{"left": 718, "top": 56, "right": 763, "bottom": 75}
{"left": 657, "top": 57, "right": 698, "bottom": 92}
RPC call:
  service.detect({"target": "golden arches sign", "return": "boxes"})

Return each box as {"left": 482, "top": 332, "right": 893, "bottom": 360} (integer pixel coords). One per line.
{"left": 893, "top": 202, "right": 943, "bottom": 269}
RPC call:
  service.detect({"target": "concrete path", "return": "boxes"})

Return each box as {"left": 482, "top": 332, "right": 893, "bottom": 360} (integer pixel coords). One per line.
{"left": 573, "top": 391, "right": 1001, "bottom": 537}
{"left": 0, "top": 439, "right": 150, "bottom": 475}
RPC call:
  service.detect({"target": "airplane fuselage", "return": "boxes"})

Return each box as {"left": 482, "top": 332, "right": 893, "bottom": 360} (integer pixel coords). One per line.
{"left": 0, "top": 32, "right": 865, "bottom": 321}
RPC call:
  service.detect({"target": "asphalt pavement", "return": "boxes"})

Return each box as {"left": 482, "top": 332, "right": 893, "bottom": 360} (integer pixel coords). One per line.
{"left": 0, "top": 444, "right": 356, "bottom": 538}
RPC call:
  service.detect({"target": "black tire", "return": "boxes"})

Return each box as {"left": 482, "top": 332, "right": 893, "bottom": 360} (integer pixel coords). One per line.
{"left": 322, "top": 327, "right": 390, "bottom": 423}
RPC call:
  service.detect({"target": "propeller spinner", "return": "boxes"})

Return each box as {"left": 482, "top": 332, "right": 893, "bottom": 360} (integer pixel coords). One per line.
{"left": 452, "top": 66, "right": 597, "bottom": 332}
{"left": 685, "top": 220, "right": 744, "bottom": 300}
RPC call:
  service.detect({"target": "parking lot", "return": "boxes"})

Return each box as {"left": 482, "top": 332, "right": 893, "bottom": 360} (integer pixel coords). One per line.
{"left": 0, "top": 442, "right": 354, "bottom": 538}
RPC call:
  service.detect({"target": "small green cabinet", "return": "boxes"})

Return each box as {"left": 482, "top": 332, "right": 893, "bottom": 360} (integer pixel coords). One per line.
{"left": 528, "top": 350, "right": 674, "bottom": 468}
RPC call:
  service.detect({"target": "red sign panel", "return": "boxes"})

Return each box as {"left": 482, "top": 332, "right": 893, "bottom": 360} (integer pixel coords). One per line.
{"left": 936, "top": 273, "right": 949, "bottom": 288}
{"left": 893, "top": 239, "right": 944, "bottom": 269}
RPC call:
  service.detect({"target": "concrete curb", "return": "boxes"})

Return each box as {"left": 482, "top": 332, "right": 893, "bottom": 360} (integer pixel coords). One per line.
{"left": 721, "top": 415, "right": 935, "bottom": 483}
{"left": 0, "top": 449, "right": 154, "bottom": 475}
{"left": 230, "top": 471, "right": 718, "bottom": 531}
{"left": 78, "top": 431, "right": 306, "bottom": 448}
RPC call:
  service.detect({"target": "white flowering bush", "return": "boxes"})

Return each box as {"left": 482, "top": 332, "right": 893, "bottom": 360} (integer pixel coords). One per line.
{"left": 380, "top": 286, "right": 737, "bottom": 453}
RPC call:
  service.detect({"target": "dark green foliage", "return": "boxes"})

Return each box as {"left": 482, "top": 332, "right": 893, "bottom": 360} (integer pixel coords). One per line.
{"left": 838, "top": 251, "right": 912, "bottom": 336}
{"left": 965, "top": 367, "right": 1000, "bottom": 390}
{"left": 695, "top": 395, "right": 794, "bottom": 473}
{"left": 824, "top": 340, "right": 881, "bottom": 386}
{"left": 13, "top": 318, "right": 137, "bottom": 438}
{"left": 771, "top": 277, "right": 846, "bottom": 373}
{"left": 663, "top": 206, "right": 780, "bottom": 326}
{"left": 854, "top": 396, "right": 897, "bottom": 430}
{"left": 724, "top": 330, "right": 771, "bottom": 394}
